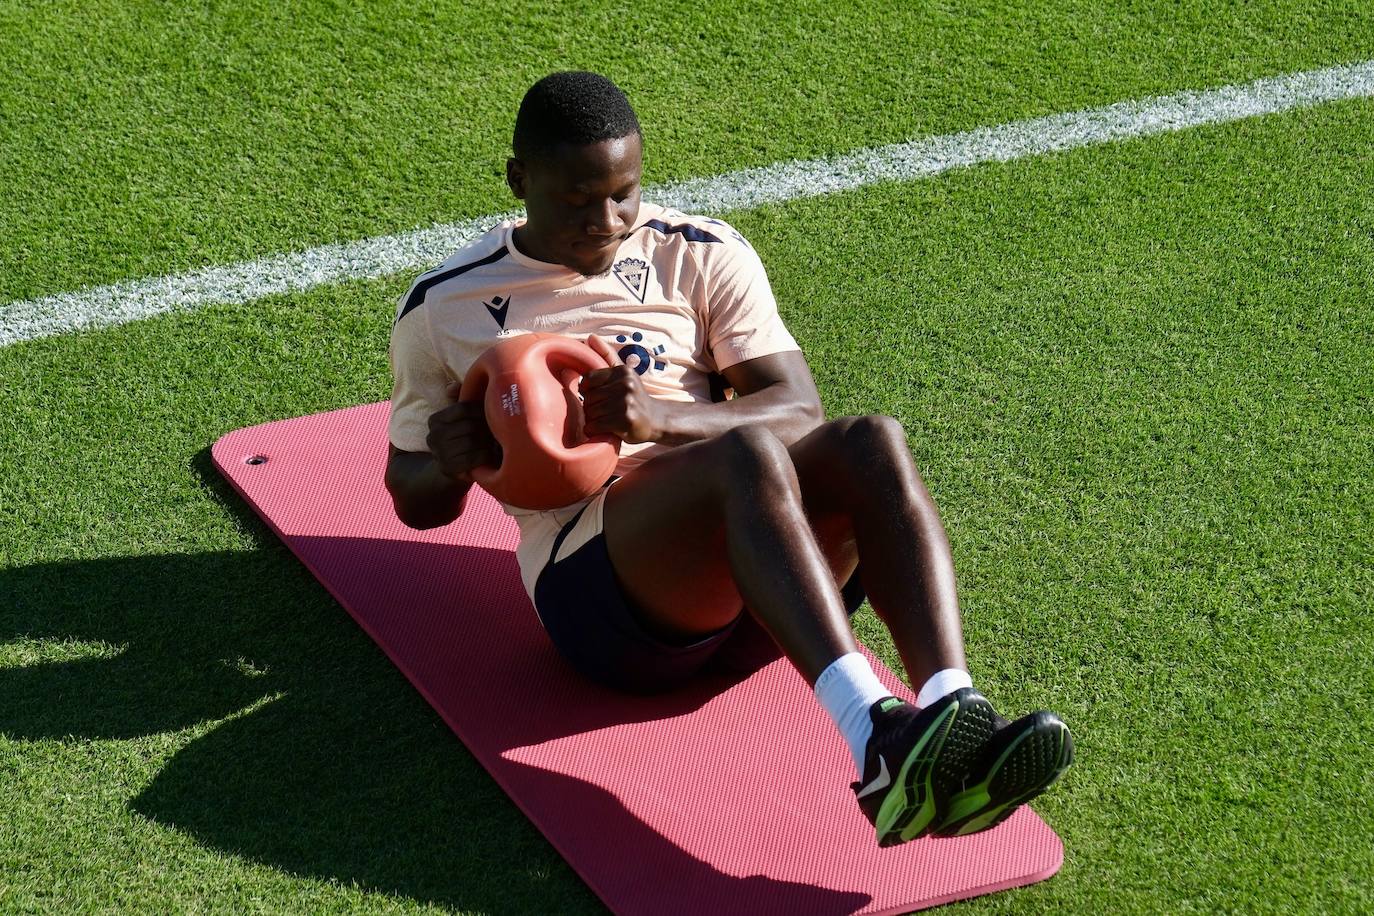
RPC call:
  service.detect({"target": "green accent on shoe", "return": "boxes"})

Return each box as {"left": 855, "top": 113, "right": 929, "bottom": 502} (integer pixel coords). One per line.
{"left": 872, "top": 700, "right": 959, "bottom": 846}
{"left": 878, "top": 697, "right": 904, "bottom": 714}
{"left": 938, "top": 718, "right": 1072, "bottom": 837}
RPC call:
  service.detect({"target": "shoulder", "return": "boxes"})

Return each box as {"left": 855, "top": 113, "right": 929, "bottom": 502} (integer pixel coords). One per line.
{"left": 395, "top": 223, "right": 514, "bottom": 324}
{"left": 632, "top": 204, "right": 763, "bottom": 286}
{"left": 633, "top": 203, "right": 752, "bottom": 249}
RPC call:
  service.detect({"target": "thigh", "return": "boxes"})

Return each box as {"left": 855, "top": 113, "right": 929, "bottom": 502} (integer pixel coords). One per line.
{"left": 602, "top": 438, "right": 742, "bottom": 637}
{"left": 603, "top": 423, "right": 866, "bottom": 639}
{"left": 780, "top": 417, "right": 898, "bottom": 585}
{"left": 788, "top": 415, "right": 902, "bottom": 517}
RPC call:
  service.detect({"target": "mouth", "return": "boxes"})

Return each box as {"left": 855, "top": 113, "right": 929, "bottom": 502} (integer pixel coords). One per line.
{"left": 574, "top": 236, "right": 624, "bottom": 254}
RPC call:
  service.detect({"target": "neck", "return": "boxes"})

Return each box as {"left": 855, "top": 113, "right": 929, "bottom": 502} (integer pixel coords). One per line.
{"left": 511, "top": 224, "right": 556, "bottom": 265}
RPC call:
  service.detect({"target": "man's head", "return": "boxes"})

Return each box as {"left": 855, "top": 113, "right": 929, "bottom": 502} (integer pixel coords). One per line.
{"left": 507, "top": 72, "right": 644, "bottom": 276}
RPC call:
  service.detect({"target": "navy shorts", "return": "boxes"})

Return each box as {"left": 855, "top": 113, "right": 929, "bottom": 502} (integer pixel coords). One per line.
{"left": 533, "top": 502, "right": 866, "bottom": 694}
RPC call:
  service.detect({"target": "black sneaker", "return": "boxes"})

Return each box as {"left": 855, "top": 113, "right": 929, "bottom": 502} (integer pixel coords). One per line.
{"left": 851, "top": 689, "right": 999, "bottom": 847}
{"left": 932, "top": 709, "right": 1074, "bottom": 837}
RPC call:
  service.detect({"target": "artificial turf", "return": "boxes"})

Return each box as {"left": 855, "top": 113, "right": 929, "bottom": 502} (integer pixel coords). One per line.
{"left": 3, "top": 1, "right": 1373, "bottom": 912}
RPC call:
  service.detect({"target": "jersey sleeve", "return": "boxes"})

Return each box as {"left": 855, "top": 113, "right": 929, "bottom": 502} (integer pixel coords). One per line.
{"left": 697, "top": 221, "right": 800, "bottom": 372}
{"left": 387, "top": 304, "right": 453, "bottom": 453}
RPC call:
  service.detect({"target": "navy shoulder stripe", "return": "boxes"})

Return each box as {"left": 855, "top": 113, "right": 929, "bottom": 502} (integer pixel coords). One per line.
{"left": 397, "top": 246, "right": 509, "bottom": 323}
{"left": 639, "top": 220, "right": 723, "bottom": 244}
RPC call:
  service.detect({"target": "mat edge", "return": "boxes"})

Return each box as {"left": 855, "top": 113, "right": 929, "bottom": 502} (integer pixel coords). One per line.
{"left": 212, "top": 419, "right": 636, "bottom": 913}
{"left": 863, "top": 830, "right": 1063, "bottom": 915}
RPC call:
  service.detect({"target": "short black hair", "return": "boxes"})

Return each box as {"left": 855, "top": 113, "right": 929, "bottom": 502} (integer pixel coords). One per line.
{"left": 513, "top": 71, "right": 641, "bottom": 161}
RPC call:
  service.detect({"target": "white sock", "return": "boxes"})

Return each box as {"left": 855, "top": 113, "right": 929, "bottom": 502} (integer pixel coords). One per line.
{"left": 915, "top": 667, "right": 973, "bottom": 708}
{"left": 813, "top": 652, "right": 892, "bottom": 776}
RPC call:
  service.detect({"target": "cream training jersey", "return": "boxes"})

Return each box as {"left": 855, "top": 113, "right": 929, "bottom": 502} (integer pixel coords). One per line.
{"left": 388, "top": 202, "right": 801, "bottom": 598}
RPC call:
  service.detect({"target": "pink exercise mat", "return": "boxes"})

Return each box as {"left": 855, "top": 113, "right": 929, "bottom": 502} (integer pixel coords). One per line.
{"left": 212, "top": 402, "right": 1063, "bottom": 915}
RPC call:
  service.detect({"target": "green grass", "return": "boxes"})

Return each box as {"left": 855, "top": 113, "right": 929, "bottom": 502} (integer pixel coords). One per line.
{"left": 797, "top": 96, "right": 1374, "bottom": 912}
{"left": 4, "top": 0, "right": 1374, "bottom": 912}
{"left": 3, "top": 0, "right": 1372, "bottom": 302}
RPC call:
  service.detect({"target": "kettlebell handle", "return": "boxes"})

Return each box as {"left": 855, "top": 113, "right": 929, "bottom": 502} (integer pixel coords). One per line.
{"left": 526, "top": 337, "right": 615, "bottom": 457}
{"left": 456, "top": 334, "right": 621, "bottom": 509}
{"left": 457, "top": 335, "right": 612, "bottom": 427}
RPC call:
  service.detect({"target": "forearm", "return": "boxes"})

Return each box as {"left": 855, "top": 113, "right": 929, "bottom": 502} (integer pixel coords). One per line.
{"left": 385, "top": 448, "right": 472, "bottom": 529}
{"left": 651, "top": 381, "right": 823, "bottom": 447}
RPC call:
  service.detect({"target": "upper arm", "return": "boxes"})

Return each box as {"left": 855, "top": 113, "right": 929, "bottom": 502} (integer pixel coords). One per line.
{"left": 689, "top": 218, "right": 819, "bottom": 419}
{"left": 388, "top": 306, "right": 453, "bottom": 453}
{"left": 694, "top": 220, "right": 801, "bottom": 373}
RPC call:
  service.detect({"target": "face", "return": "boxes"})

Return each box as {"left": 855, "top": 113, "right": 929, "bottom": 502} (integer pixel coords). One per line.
{"left": 507, "top": 133, "right": 643, "bottom": 276}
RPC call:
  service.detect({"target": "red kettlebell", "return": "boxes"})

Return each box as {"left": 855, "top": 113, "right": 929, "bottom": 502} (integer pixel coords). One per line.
{"left": 458, "top": 333, "right": 621, "bottom": 510}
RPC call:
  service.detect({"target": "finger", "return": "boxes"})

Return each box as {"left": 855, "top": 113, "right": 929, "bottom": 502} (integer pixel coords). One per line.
{"left": 586, "top": 333, "right": 623, "bottom": 368}
{"left": 431, "top": 404, "right": 474, "bottom": 428}
{"left": 444, "top": 380, "right": 464, "bottom": 401}
{"left": 431, "top": 439, "right": 500, "bottom": 472}
{"left": 580, "top": 366, "right": 618, "bottom": 390}
{"left": 582, "top": 401, "right": 634, "bottom": 433}
{"left": 429, "top": 424, "right": 490, "bottom": 447}
{"left": 428, "top": 432, "right": 495, "bottom": 463}
{"left": 579, "top": 381, "right": 627, "bottom": 408}
{"left": 582, "top": 415, "right": 618, "bottom": 438}
{"left": 580, "top": 399, "right": 617, "bottom": 422}
{"left": 469, "top": 445, "right": 501, "bottom": 468}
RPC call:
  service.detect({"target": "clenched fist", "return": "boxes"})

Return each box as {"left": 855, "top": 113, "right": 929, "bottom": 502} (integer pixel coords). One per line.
{"left": 426, "top": 381, "right": 502, "bottom": 483}
{"left": 580, "top": 334, "right": 665, "bottom": 444}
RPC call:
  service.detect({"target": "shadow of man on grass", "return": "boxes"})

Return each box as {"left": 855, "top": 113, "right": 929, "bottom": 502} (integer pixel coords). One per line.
{"left": 0, "top": 451, "right": 868, "bottom": 915}
{"left": 2, "top": 545, "right": 610, "bottom": 914}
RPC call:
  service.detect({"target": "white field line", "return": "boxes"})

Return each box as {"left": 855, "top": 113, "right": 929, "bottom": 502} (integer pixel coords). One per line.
{"left": 4, "top": 59, "right": 1374, "bottom": 347}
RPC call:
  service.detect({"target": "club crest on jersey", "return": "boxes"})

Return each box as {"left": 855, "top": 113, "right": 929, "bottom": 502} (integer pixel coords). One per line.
{"left": 613, "top": 258, "right": 650, "bottom": 302}
{"left": 484, "top": 294, "right": 511, "bottom": 329}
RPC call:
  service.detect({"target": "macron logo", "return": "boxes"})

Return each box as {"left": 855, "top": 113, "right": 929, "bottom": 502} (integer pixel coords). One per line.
{"left": 484, "top": 295, "right": 511, "bottom": 329}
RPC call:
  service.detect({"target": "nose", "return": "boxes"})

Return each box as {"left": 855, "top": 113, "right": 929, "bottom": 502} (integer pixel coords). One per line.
{"left": 584, "top": 198, "right": 623, "bottom": 238}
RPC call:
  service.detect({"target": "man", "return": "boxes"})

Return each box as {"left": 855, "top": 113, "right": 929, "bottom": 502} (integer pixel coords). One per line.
{"left": 386, "top": 71, "right": 1072, "bottom": 846}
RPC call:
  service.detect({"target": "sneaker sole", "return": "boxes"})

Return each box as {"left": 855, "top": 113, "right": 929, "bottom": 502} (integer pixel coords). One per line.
{"left": 930, "top": 690, "right": 1000, "bottom": 803}
{"left": 870, "top": 696, "right": 957, "bottom": 847}
{"left": 935, "top": 712, "right": 1073, "bottom": 837}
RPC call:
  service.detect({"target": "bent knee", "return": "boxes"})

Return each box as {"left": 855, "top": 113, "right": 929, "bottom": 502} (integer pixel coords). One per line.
{"left": 711, "top": 425, "right": 796, "bottom": 491}
{"left": 812, "top": 415, "right": 925, "bottom": 493}
{"left": 828, "top": 415, "right": 911, "bottom": 460}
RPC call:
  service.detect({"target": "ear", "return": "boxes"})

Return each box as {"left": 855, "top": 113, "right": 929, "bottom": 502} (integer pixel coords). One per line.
{"left": 506, "top": 157, "right": 527, "bottom": 199}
